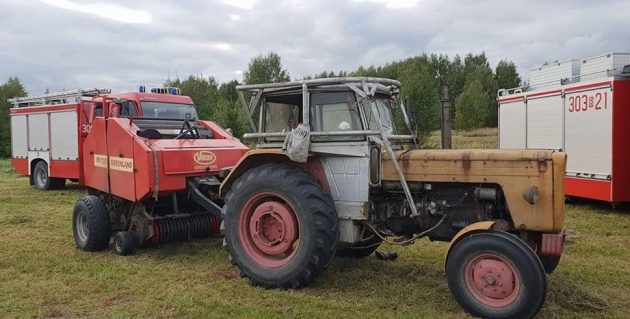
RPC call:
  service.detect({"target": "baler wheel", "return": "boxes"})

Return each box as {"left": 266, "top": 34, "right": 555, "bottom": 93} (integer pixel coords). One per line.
{"left": 72, "top": 195, "right": 111, "bottom": 251}
{"left": 446, "top": 231, "right": 546, "bottom": 319}
{"left": 223, "top": 163, "right": 338, "bottom": 289}
{"left": 113, "top": 231, "right": 135, "bottom": 256}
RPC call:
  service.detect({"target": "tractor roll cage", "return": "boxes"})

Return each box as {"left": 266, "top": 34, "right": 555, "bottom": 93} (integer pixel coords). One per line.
{"left": 236, "top": 77, "right": 415, "bottom": 141}
{"left": 236, "top": 77, "right": 420, "bottom": 217}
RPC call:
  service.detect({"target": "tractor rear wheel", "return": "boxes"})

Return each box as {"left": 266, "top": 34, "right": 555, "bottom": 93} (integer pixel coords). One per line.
{"left": 33, "top": 161, "right": 65, "bottom": 190}
{"left": 446, "top": 231, "right": 546, "bottom": 319}
{"left": 223, "top": 163, "right": 338, "bottom": 288}
{"left": 73, "top": 195, "right": 111, "bottom": 251}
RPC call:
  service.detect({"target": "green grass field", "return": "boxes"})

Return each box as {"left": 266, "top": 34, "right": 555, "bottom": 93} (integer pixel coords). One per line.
{"left": 1, "top": 129, "right": 630, "bottom": 318}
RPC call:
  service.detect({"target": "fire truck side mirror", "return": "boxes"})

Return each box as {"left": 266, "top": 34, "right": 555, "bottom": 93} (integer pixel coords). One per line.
{"left": 121, "top": 101, "right": 130, "bottom": 116}
{"left": 110, "top": 103, "right": 120, "bottom": 117}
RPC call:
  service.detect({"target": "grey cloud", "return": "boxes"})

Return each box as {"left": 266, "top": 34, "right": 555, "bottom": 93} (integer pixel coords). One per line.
{"left": 0, "top": 0, "right": 627, "bottom": 94}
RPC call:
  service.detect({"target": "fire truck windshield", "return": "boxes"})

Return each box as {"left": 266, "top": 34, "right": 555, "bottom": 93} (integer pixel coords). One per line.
{"left": 140, "top": 102, "right": 198, "bottom": 120}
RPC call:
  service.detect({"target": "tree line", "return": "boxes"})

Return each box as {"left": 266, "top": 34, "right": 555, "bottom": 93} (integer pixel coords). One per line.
{"left": 0, "top": 51, "right": 520, "bottom": 157}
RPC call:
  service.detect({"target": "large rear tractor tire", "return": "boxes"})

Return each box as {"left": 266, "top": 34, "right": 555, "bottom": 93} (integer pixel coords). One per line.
{"left": 223, "top": 163, "right": 338, "bottom": 289}
{"left": 446, "top": 231, "right": 547, "bottom": 319}
{"left": 33, "top": 161, "right": 66, "bottom": 190}
{"left": 73, "top": 195, "right": 112, "bottom": 251}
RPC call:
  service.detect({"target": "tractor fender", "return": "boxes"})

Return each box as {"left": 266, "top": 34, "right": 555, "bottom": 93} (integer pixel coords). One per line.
{"left": 444, "top": 221, "right": 496, "bottom": 268}
{"left": 219, "top": 149, "right": 330, "bottom": 197}
{"left": 219, "top": 149, "right": 291, "bottom": 197}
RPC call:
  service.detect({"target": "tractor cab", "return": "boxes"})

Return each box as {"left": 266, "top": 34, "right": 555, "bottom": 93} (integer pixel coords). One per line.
{"left": 236, "top": 78, "right": 415, "bottom": 148}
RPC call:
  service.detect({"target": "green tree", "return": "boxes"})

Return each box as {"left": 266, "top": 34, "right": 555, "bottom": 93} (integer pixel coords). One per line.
{"left": 495, "top": 60, "right": 521, "bottom": 90}
{"left": 455, "top": 80, "right": 487, "bottom": 130}
{"left": 464, "top": 52, "right": 491, "bottom": 75}
{"left": 399, "top": 60, "right": 440, "bottom": 141}
{"left": 465, "top": 67, "right": 498, "bottom": 126}
{"left": 0, "top": 77, "right": 27, "bottom": 157}
{"left": 446, "top": 55, "right": 466, "bottom": 106}
{"left": 243, "top": 52, "right": 290, "bottom": 85}
{"left": 218, "top": 80, "right": 239, "bottom": 104}
{"left": 167, "top": 75, "right": 219, "bottom": 121}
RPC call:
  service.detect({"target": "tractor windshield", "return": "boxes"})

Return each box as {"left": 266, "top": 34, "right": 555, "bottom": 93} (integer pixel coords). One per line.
{"left": 362, "top": 95, "right": 398, "bottom": 133}
{"left": 140, "top": 102, "right": 198, "bottom": 120}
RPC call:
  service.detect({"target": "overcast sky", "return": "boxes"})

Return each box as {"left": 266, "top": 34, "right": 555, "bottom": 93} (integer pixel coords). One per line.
{"left": 1, "top": 0, "right": 628, "bottom": 94}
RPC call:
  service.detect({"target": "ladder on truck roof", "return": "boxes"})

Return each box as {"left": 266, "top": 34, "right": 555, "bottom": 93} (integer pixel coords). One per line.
{"left": 7, "top": 88, "right": 111, "bottom": 108}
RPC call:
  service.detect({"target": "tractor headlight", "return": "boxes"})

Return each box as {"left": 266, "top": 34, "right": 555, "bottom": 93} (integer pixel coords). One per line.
{"left": 369, "top": 146, "right": 381, "bottom": 186}
{"left": 523, "top": 185, "right": 539, "bottom": 205}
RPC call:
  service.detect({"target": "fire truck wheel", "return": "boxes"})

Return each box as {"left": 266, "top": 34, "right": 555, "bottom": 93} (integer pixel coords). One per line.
{"left": 113, "top": 231, "right": 135, "bottom": 256}
{"left": 446, "top": 231, "right": 546, "bottom": 319}
{"left": 223, "top": 163, "right": 338, "bottom": 289}
{"left": 32, "top": 161, "right": 65, "bottom": 190}
{"left": 73, "top": 195, "right": 112, "bottom": 251}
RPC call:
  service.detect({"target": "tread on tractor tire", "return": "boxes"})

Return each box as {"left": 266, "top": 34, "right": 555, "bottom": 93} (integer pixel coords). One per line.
{"left": 446, "top": 231, "right": 547, "bottom": 319}
{"left": 222, "top": 163, "right": 338, "bottom": 289}
{"left": 73, "top": 195, "right": 112, "bottom": 251}
{"left": 33, "top": 161, "right": 66, "bottom": 190}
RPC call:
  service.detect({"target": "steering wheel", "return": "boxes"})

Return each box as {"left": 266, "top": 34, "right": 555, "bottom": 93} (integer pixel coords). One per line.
{"left": 175, "top": 119, "right": 200, "bottom": 139}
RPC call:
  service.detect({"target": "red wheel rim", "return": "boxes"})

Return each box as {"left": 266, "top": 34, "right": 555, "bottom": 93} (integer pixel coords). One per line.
{"left": 464, "top": 253, "right": 521, "bottom": 307}
{"left": 238, "top": 192, "right": 299, "bottom": 268}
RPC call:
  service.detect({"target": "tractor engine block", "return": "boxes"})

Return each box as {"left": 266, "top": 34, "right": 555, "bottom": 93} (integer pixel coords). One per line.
{"left": 373, "top": 182, "right": 509, "bottom": 241}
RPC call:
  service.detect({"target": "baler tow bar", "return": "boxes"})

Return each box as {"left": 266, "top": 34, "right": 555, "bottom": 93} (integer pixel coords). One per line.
{"left": 186, "top": 177, "right": 223, "bottom": 218}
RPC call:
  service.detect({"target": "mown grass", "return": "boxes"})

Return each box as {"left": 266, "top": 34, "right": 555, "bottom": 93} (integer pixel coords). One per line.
{"left": 428, "top": 127, "right": 498, "bottom": 149}
{"left": 1, "top": 131, "right": 630, "bottom": 318}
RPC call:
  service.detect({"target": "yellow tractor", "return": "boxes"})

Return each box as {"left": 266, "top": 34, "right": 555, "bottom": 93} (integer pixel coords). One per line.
{"left": 220, "top": 78, "right": 566, "bottom": 318}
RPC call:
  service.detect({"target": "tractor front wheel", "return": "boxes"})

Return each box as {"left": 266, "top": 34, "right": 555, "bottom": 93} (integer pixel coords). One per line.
{"left": 446, "top": 231, "right": 546, "bottom": 319}
{"left": 223, "top": 163, "right": 338, "bottom": 288}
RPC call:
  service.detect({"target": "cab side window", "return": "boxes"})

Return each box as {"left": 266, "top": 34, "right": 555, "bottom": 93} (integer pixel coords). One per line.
{"left": 310, "top": 92, "right": 361, "bottom": 131}
{"left": 120, "top": 101, "right": 137, "bottom": 117}
{"left": 262, "top": 94, "right": 302, "bottom": 142}
{"left": 310, "top": 92, "right": 362, "bottom": 142}
{"left": 94, "top": 103, "right": 104, "bottom": 117}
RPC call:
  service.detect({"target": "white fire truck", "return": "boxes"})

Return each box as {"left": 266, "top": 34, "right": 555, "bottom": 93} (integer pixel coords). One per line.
{"left": 498, "top": 53, "right": 630, "bottom": 203}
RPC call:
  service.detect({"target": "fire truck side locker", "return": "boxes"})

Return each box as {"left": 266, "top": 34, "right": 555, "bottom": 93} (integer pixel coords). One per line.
{"left": 10, "top": 103, "right": 82, "bottom": 181}
{"left": 499, "top": 78, "right": 630, "bottom": 203}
